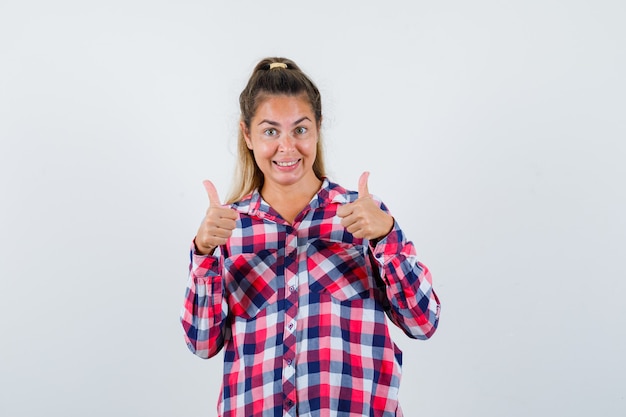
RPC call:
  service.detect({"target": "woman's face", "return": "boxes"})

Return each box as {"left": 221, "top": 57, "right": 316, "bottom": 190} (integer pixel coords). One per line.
{"left": 242, "top": 94, "right": 320, "bottom": 192}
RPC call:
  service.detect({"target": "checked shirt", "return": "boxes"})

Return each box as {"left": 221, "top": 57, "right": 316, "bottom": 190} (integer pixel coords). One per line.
{"left": 181, "top": 179, "right": 440, "bottom": 417}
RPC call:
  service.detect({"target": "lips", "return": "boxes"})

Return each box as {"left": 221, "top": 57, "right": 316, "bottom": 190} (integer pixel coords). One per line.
{"left": 274, "top": 159, "right": 300, "bottom": 167}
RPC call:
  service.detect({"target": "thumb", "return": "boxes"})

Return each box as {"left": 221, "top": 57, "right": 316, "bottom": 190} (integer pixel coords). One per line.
{"left": 203, "top": 180, "right": 222, "bottom": 207}
{"left": 358, "top": 171, "right": 370, "bottom": 199}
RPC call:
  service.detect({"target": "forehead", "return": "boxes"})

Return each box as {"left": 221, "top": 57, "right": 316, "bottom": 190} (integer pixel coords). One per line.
{"left": 253, "top": 94, "right": 315, "bottom": 122}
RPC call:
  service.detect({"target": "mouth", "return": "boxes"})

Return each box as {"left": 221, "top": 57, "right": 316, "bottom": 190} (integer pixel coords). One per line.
{"left": 274, "top": 159, "right": 301, "bottom": 168}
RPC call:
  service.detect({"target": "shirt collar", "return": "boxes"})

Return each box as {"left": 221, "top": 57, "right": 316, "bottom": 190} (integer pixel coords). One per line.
{"left": 231, "top": 178, "right": 357, "bottom": 219}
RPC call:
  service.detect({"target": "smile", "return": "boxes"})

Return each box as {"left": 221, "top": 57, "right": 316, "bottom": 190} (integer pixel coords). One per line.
{"left": 274, "top": 160, "right": 300, "bottom": 167}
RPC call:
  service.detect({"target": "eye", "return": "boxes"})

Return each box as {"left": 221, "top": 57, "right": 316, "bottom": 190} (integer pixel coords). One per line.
{"left": 264, "top": 128, "right": 278, "bottom": 136}
{"left": 294, "top": 126, "right": 308, "bottom": 135}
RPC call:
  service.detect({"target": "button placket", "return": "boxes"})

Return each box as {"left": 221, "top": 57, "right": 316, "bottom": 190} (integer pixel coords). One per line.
{"left": 282, "top": 228, "right": 299, "bottom": 414}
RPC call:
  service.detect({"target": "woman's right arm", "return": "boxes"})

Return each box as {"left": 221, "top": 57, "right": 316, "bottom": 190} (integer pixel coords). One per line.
{"left": 181, "top": 180, "right": 237, "bottom": 358}
{"left": 180, "top": 245, "right": 229, "bottom": 359}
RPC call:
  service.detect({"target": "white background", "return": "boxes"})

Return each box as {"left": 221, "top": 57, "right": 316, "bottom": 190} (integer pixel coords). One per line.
{"left": 1, "top": 1, "right": 625, "bottom": 416}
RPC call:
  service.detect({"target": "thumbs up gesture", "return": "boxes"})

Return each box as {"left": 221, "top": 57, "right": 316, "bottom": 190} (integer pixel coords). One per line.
{"left": 194, "top": 180, "right": 238, "bottom": 255}
{"left": 337, "top": 172, "right": 394, "bottom": 241}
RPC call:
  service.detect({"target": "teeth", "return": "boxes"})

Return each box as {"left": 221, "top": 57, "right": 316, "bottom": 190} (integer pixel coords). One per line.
{"left": 276, "top": 160, "right": 298, "bottom": 167}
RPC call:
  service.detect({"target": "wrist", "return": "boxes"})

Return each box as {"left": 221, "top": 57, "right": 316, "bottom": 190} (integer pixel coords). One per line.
{"left": 193, "top": 238, "right": 216, "bottom": 256}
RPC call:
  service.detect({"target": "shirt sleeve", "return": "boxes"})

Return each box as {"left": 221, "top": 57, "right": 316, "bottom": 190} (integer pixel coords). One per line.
{"left": 370, "top": 220, "right": 441, "bottom": 340}
{"left": 180, "top": 243, "right": 229, "bottom": 359}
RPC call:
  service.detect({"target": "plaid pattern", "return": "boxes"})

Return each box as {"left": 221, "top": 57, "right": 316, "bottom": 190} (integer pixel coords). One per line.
{"left": 181, "top": 179, "right": 440, "bottom": 417}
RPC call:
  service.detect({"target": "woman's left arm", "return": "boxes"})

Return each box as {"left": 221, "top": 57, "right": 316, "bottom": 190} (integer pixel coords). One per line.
{"left": 370, "top": 220, "right": 441, "bottom": 340}
{"left": 337, "top": 173, "right": 440, "bottom": 339}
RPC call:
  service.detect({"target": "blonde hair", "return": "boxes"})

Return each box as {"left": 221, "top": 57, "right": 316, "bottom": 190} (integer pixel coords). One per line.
{"left": 226, "top": 57, "right": 326, "bottom": 204}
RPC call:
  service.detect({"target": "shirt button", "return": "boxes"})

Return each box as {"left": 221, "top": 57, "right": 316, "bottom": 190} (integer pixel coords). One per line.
{"left": 286, "top": 400, "right": 294, "bottom": 408}
{"left": 288, "top": 323, "right": 294, "bottom": 330}
{"left": 286, "top": 358, "right": 292, "bottom": 365}
{"left": 289, "top": 285, "right": 296, "bottom": 292}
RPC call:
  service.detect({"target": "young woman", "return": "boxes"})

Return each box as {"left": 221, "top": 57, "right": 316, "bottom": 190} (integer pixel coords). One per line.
{"left": 181, "top": 57, "right": 440, "bottom": 417}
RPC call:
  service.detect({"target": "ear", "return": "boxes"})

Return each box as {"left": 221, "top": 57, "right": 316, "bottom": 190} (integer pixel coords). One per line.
{"left": 240, "top": 120, "right": 253, "bottom": 149}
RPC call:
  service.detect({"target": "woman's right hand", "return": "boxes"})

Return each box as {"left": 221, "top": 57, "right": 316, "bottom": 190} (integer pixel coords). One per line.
{"left": 194, "top": 180, "right": 238, "bottom": 255}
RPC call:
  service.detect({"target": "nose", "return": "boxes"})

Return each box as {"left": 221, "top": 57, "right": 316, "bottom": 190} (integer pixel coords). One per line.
{"left": 278, "top": 134, "right": 295, "bottom": 152}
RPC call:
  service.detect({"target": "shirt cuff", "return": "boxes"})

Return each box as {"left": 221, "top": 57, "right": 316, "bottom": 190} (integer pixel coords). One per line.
{"left": 189, "top": 242, "right": 221, "bottom": 278}
{"left": 371, "top": 219, "right": 406, "bottom": 259}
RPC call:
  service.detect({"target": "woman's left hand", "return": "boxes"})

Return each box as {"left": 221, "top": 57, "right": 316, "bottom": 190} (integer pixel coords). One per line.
{"left": 337, "top": 172, "right": 394, "bottom": 240}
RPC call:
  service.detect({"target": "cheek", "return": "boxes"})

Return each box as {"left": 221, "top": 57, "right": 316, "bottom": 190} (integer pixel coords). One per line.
{"left": 252, "top": 141, "right": 276, "bottom": 160}
{"left": 299, "top": 140, "right": 317, "bottom": 157}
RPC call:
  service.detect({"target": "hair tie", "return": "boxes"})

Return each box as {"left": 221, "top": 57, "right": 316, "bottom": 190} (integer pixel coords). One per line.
{"left": 269, "top": 62, "right": 288, "bottom": 70}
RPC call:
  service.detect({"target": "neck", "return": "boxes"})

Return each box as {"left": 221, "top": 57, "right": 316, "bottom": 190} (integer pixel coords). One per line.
{"left": 262, "top": 174, "right": 323, "bottom": 202}
{"left": 260, "top": 176, "right": 323, "bottom": 223}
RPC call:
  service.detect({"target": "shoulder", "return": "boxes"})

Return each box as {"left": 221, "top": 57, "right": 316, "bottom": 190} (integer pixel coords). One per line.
{"left": 319, "top": 178, "right": 359, "bottom": 204}
{"left": 324, "top": 178, "right": 386, "bottom": 207}
{"left": 230, "top": 191, "right": 258, "bottom": 214}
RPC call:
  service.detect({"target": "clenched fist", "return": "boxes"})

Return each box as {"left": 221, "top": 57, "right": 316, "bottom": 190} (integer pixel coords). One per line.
{"left": 337, "top": 172, "right": 394, "bottom": 241}
{"left": 194, "top": 180, "right": 238, "bottom": 255}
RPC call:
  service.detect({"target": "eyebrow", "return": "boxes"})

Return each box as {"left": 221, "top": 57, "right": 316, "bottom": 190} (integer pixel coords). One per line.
{"left": 257, "top": 116, "right": 312, "bottom": 126}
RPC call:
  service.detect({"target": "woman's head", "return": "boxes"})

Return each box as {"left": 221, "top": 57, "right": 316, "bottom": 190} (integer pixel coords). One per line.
{"left": 239, "top": 58, "right": 322, "bottom": 128}
{"left": 228, "top": 57, "right": 326, "bottom": 203}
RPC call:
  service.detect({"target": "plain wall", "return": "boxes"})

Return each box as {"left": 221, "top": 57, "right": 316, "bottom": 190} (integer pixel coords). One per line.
{"left": 1, "top": 1, "right": 625, "bottom": 416}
